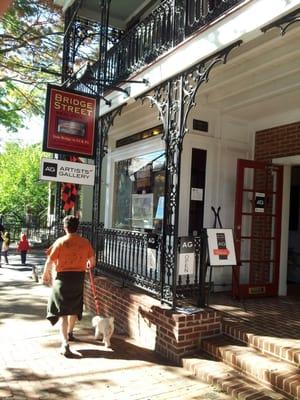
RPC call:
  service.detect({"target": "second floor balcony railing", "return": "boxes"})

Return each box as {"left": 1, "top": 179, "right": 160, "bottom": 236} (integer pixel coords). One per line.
{"left": 103, "top": 0, "right": 244, "bottom": 88}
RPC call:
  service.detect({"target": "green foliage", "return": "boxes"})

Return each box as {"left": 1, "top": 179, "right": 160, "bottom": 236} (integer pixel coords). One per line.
{"left": 0, "top": 0, "right": 63, "bottom": 131}
{"left": 0, "top": 84, "right": 25, "bottom": 132}
{"left": 0, "top": 142, "right": 48, "bottom": 223}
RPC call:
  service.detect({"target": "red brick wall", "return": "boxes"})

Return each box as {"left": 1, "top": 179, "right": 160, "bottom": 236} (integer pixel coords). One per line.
{"left": 255, "top": 121, "right": 300, "bottom": 161}
{"left": 253, "top": 122, "right": 300, "bottom": 284}
{"left": 84, "top": 276, "right": 221, "bottom": 364}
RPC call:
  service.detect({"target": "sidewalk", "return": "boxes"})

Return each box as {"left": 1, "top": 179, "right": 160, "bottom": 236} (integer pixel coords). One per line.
{"left": 0, "top": 249, "right": 231, "bottom": 400}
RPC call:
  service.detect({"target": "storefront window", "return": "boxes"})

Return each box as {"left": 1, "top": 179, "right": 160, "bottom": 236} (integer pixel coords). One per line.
{"left": 113, "top": 150, "right": 165, "bottom": 232}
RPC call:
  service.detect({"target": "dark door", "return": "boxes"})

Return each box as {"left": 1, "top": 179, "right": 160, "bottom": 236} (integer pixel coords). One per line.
{"left": 189, "top": 148, "right": 207, "bottom": 236}
{"left": 233, "top": 159, "right": 283, "bottom": 298}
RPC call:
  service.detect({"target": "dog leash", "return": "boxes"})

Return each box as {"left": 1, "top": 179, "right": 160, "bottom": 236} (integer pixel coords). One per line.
{"left": 88, "top": 267, "right": 100, "bottom": 315}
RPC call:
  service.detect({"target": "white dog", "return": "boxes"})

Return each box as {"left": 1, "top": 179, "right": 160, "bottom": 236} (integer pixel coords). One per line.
{"left": 92, "top": 316, "right": 114, "bottom": 347}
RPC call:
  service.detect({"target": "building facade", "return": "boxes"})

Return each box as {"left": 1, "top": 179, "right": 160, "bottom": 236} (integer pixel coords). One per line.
{"left": 53, "top": 0, "right": 300, "bottom": 362}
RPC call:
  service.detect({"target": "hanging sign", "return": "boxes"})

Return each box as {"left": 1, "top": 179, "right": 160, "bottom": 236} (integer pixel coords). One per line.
{"left": 40, "top": 158, "right": 95, "bottom": 186}
{"left": 207, "top": 228, "right": 237, "bottom": 266}
{"left": 254, "top": 192, "right": 265, "bottom": 213}
{"left": 177, "top": 237, "right": 195, "bottom": 276}
{"left": 43, "top": 84, "right": 98, "bottom": 158}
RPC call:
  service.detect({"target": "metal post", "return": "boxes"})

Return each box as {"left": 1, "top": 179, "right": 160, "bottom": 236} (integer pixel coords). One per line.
{"left": 198, "top": 229, "right": 208, "bottom": 307}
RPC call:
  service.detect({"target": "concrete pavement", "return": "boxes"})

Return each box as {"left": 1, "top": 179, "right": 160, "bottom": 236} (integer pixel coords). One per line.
{"left": 0, "top": 248, "right": 231, "bottom": 400}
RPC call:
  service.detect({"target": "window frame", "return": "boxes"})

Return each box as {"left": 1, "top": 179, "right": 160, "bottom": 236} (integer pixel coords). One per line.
{"left": 105, "top": 136, "right": 165, "bottom": 229}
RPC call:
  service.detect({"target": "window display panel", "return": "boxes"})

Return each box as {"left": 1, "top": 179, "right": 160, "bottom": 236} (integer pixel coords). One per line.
{"left": 113, "top": 150, "right": 165, "bottom": 232}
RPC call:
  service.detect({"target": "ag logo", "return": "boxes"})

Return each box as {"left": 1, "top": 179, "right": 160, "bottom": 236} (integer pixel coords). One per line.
{"left": 43, "top": 162, "right": 57, "bottom": 177}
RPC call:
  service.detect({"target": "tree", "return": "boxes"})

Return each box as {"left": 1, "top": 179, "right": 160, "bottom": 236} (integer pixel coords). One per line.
{"left": 0, "top": 142, "right": 49, "bottom": 224}
{"left": 0, "top": 0, "right": 63, "bottom": 131}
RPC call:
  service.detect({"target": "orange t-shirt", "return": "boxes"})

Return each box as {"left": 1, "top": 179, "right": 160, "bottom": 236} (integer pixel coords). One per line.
{"left": 46, "top": 234, "right": 94, "bottom": 272}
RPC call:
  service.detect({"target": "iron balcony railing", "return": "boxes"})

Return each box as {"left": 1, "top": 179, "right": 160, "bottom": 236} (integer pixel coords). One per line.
{"left": 102, "top": 0, "right": 244, "bottom": 88}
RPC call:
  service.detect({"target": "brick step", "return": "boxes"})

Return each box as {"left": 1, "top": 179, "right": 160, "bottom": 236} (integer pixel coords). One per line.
{"left": 182, "top": 351, "right": 288, "bottom": 400}
{"left": 202, "top": 334, "right": 300, "bottom": 399}
{"left": 222, "top": 319, "right": 300, "bottom": 368}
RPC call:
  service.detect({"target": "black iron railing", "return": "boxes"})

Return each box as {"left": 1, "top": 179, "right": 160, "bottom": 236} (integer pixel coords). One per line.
{"left": 3, "top": 223, "right": 56, "bottom": 244}
{"left": 16, "top": 220, "right": 208, "bottom": 305}
{"left": 101, "top": 0, "right": 243, "bottom": 88}
{"left": 2, "top": 222, "right": 94, "bottom": 247}
{"left": 94, "top": 227, "right": 162, "bottom": 294}
{"left": 93, "top": 226, "right": 208, "bottom": 306}
{"left": 105, "top": 0, "right": 184, "bottom": 84}
{"left": 185, "top": 0, "right": 242, "bottom": 34}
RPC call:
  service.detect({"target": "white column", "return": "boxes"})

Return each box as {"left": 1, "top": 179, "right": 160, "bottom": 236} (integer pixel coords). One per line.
{"left": 278, "top": 165, "right": 291, "bottom": 296}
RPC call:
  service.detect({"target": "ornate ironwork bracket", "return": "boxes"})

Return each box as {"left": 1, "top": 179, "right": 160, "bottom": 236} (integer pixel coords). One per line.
{"left": 92, "top": 106, "right": 124, "bottom": 227}
{"left": 140, "top": 40, "right": 242, "bottom": 307}
{"left": 261, "top": 7, "right": 300, "bottom": 36}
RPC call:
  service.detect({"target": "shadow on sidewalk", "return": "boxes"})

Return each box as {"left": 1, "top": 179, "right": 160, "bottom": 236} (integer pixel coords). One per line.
{"left": 4, "top": 367, "right": 113, "bottom": 399}
{"left": 73, "top": 336, "right": 174, "bottom": 366}
{"left": 3, "top": 337, "right": 179, "bottom": 399}
{"left": 0, "top": 281, "right": 48, "bottom": 323}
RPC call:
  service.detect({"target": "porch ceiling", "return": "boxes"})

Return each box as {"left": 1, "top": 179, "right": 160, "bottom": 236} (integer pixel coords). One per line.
{"left": 197, "top": 23, "right": 300, "bottom": 125}
{"left": 55, "top": 0, "right": 157, "bottom": 29}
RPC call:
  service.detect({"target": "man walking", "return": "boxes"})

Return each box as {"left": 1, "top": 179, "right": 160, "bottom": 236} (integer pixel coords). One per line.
{"left": 42, "top": 216, "right": 95, "bottom": 356}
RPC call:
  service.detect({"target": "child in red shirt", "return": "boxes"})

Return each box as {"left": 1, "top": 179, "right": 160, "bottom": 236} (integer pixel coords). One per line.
{"left": 17, "top": 233, "right": 30, "bottom": 265}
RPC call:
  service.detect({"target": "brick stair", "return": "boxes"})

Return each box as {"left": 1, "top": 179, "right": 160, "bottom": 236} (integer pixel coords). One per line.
{"left": 182, "top": 351, "right": 288, "bottom": 400}
{"left": 201, "top": 333, "right": 300, "bottom": 399}
{"left": 222, "top": 318, "right": 300, "bottom": 368}
{"left": 180, "top": 304, "right": 300, "bottom": 400}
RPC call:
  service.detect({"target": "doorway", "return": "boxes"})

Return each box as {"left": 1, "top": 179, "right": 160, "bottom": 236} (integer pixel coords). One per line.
{"left": 233, "top": 159, "right": 283, "bottom": 298}
{"left": 287, "top": 166, "right": 300, "bottom": 296}
{"left": 188, "top": 148, "right": 207, "bottom": 236}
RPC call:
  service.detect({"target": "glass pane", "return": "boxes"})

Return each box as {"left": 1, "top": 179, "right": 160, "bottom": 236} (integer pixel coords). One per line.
{"left": 269, "top": 261, "right": 274, "bottom": 282}
{"left": 113, "top": 150, "right": 165, "bottom": 232}
{"left": 240, "top": 262, "right": 250, "bottom": 284}
{"left": 241, "top": 215, "right": 251, "bottom": 237}
{"left": 242, "top": 190, "right": 253, "bottom": 214}
{"left": 271, "top": 193, "right": 276, "bottom": 215}
{"left": 243, "top": 167, "right": 254, "bottom": 190}
{"left": 240, "top": 238, "right": 251, "bottom": 261}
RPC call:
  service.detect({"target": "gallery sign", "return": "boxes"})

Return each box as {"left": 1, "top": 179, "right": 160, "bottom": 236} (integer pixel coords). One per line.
{"left": 177, "top": 237, "right": 195, "bottom": 276}
{"left": 40, "top": 158, "right": 95, "bottom": 186}
{"left": 43, "top": 84, "right": 98, "bottom": 158}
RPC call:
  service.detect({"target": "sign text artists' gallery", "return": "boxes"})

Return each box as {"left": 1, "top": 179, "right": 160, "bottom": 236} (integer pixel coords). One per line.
{"left": 40, "top": 158, "right": 95, "bottom": 186}
{"left": 43, "top": 84, "right": 98, "bottom": 158}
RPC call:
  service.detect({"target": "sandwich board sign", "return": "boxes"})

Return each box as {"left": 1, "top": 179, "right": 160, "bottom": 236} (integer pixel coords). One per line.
{"left": 207, "top": 228, "right": 237, "bottom": 266}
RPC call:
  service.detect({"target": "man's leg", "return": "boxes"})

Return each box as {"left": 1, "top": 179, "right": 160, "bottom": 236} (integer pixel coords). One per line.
{"left": 59, "top": 315, "right": 68, "bottom": 344}
{"left": 67, "top": 315, "right": 77, "bottom": 340}
{"left": 59, "top": 316, "right": 71, "bottom": 355}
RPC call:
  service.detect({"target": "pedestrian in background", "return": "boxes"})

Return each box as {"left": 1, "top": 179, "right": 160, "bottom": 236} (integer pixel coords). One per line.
{"left": 17, "top": 233, "right": 30, "bottom": 265}
{"left": 0, "top": 220, "right": 5, "bottom": 267}
{"left": 2, "top": 231, "right": 10, "bottom": 264}
{"left": 42, "top": 216, "right": 95, "bottom": 357}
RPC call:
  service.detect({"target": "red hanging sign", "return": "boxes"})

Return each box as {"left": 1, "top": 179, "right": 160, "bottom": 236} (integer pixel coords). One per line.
{"left": 43, "top": 84, "right": 98, "bottom": 158}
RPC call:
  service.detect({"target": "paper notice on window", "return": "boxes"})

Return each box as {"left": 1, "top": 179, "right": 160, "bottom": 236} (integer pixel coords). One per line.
{"left": 255, "top": 192, "right": 265, "bottom": 213}
{"left": 191, "top": 188, "right": 203, "bottom": 201}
